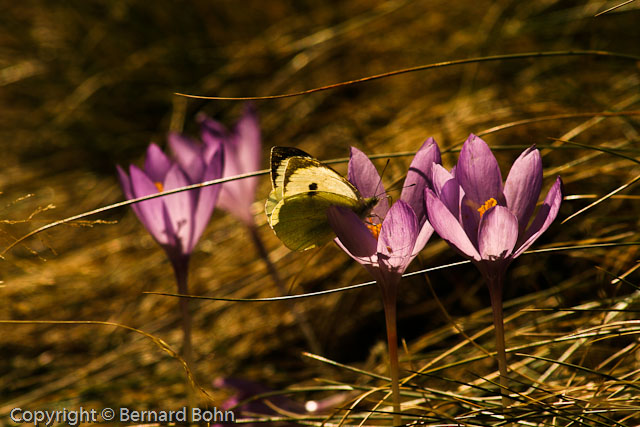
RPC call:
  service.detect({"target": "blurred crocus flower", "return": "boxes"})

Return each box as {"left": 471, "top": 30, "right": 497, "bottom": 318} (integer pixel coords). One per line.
{"left": 200, "top": 104, "right": 261, "bottom": 226}
{"left": 117, "top": 136, "right": 224, "bottom": 268}
{"left": 213, "top": 377, "right": 342, "bottom": 426}
{"left": 327, "top": 139, "right": 441, "bottom": 425}
{"left": 424, "top": 133, "right": 562, "bottom": 404}
{"left": 117, "top": 135, "right": 224, "bottom": 367}
{"left": 214, "top": 377, "right": 303, "bottom": 422}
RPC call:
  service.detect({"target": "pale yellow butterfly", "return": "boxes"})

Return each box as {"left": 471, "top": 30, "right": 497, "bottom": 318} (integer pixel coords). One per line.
{"left": 265, "top": 146, "right": 379, "bottom": 251}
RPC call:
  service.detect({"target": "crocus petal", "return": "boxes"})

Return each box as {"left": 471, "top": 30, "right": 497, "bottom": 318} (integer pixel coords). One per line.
{"left": 159, "top": 201, "right": 179, "bottom": 253}
{"left": 513, "top": 176, "right": 563, "bottom": 258}
{"left": 401, "top": 137, "right": 441, "bottom": 222}
{"left": 412, "top": 212, "right": 434, "bottom": 258}
{"left": 128, "top": 164, "right": 169, "bottom": 245}
{"left": 229, "top": 104, "right": 261, "bottom": 200}
{"left": 192, "top": 146, "right": 224, "bottom": 245}
{"left": 117, "top": 165, "right": 144, "bottom": 223}
{"left": 375, "top": 201, "right": 419, "bottom": 289}
{"left": 116, "top": 165, "right": 134, "bottom": 200}
{"left": 426, "top": 189, "right": 481, "bottom": 261}
{"left": 328, "top": 205, "right": 377, "bottom": 259}
{"left": 378, "top": 201, "right": 418, "bottom": 267}
{"left": 477, "top": 206, "right": 518, "bottom": 261}
{"left": 460, "top": 195, "right": 481, "bottom": 248}
{"left": 456, "top": 134, "right": 503, "bottom": 204}
{"left": 431, "top": 164, "right": 460, "bottom": 219}
{"left": 233, "top": 103, "right": 262, "bottom": 175}
{"left": 202, "top": 106, "right": 261, "bottom": 225}
{"left": 348, "top": 147, "right": 389, "bottom": 219}
{"left": 199, "top": 113, "right": 228, "bottom": 139}
{"left": 504, "top": 146, "right": 542, "bottom": 233}
{"left": 144, "top": 143, "right": 172, "bottom": 183}
{"left": 169, "top": 133, "right": 204, "bottom": 183}
{"left": 222, "top": 155, "right": 259, "bottom": 222}
{"left": 162, "top": 164, "right": 198, "bottom": 253}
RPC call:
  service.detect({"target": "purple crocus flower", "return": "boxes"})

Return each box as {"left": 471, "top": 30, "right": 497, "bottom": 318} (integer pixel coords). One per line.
{"left": 117, "top": 136, "right": 224, "bottom": 266}
{"left": 327, "top": 139, "right": 441, "bottom": 425}
{"left": 117, "top": 135, "right": 223, "bottom": 366}
{"left": 200, "top": 104, "right": 261, "bottom": 227}
{"left": 425, "top": 134, "right": 563, "bottom": 284}
{"left": 328, "top": 139, "right": 441, "bottom": 292}
{"left": 424, "top": 133, "right": 562, "bottom": 405}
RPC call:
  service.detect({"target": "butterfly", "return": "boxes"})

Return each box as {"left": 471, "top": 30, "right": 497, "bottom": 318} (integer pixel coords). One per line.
{"left": 265, "top": 146, "right": 379, "bottom": 251}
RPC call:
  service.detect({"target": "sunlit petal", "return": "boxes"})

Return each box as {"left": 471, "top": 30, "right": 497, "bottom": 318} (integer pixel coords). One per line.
{"left": 431, "top": 164, "right": 460, "bottom": 218}
{"left": 504, "top": 146, "right": 542, "bottom": 233}
{"left": 401, "top": 137, "right": 441, "bottom": 222}
{"left": 377, "top": 200, "right": 418, "bottom": 273}
{"left": 348, "top": 147, "right": 389, "bottom": 219}
{"left": 477, "top": 206, "right": 518, "bottom": 260}
{"left": 456, "top": 134, "right": 503, "bottom": 204}
{"left": 513, "top": 176, "right": 563, "bottom": 257}
{"left": 426, "top": 188, "right": 481, "bottom": 261}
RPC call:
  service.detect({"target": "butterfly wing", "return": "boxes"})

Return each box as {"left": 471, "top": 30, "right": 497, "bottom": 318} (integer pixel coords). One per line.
{"left": 270, "top": 191, "right": 363, "bottom": 251}
{"left": 267, "top": 146, "right": 315, "bottom": 226}
{"left": 270, "top": 146, "right": 313, "bottom": 200}
{"left": 282, "top": 157, "right": 362, "bottom": 200}
{"left": 265, "top": 188, "right": 279, "bottom": 226}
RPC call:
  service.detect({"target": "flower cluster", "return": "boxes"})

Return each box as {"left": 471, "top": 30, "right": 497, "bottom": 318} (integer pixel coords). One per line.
{"left": 118, "top": 105, "right": 261, "bottom": 266}
{"left": 327, "top": 134, "right": 562, "bottom": 418}
{"left": 118, "top": 103, "right": 563, "bottom": 419}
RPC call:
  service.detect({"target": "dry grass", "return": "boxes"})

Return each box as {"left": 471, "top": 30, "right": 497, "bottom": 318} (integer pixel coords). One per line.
{"left": 1, "top": 0, "right": 640, "bottom": 425}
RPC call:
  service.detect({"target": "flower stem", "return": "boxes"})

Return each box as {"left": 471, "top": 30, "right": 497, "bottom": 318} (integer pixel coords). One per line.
{"left": 382, "top": 294, "right": 402, "bottom": 426}
{"left": 486, "top": 274, "right": 511, "bottom": 411}
{"left": 247, "top": 224, "right": 322, "bottom": 356}
{"left": 171, "top": 254, "right": 196, "bottom": 407}
{"left": 174, "top": 258, "right": 193, "bottom": 368}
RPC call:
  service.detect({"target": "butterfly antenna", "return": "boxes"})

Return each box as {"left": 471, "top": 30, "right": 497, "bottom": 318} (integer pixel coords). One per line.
{"left": 374, "top": 159, "right": 390, "bottom": 199}
{"left": 385, "top": 182, "right": 416, "bottom": 200}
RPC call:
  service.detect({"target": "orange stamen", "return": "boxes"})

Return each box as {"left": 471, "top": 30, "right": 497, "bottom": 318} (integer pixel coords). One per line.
{"left": 477, "top": 198, "right": 497, "bottom": 217}
{"left": 366, "top": 222, "right": 382, "bottom": 240}
{"left": 154, "top": 182, "right": 164, "bottom": 192}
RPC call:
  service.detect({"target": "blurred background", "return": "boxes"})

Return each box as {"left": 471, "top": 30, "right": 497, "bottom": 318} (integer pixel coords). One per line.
{"left": 1, "top": 0, "right": 639, "bottom": 423}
